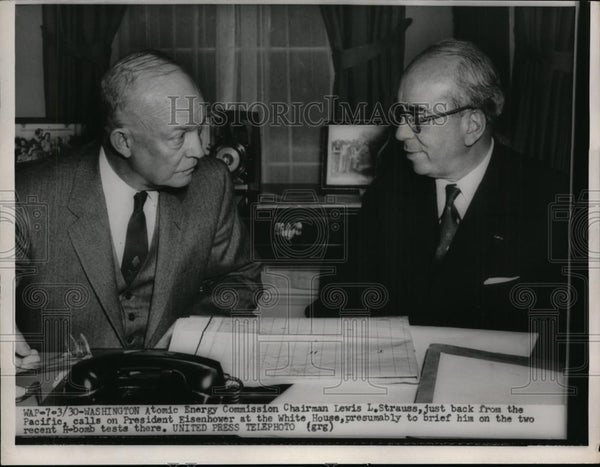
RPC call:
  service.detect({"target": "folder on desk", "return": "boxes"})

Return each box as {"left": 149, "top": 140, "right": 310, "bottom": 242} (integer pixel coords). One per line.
{"left": 169, "top": 316, "right": 419, "bottom": 385}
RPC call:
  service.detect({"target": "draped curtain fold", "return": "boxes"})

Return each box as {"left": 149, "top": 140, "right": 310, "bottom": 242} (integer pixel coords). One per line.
{"left": 510, "top": 7, "right": 575, "bottom": 173}
{"left": 453, "top": 7, "right": 511, "bottom": 141}
{"left": 215, "top": 5, "right": 265, "bottom": 104}
{"left": 320, "top": 5, "right": 411, "bottom": 117}
{"left": 215, "top": 5, "right": 237, "bottom": 104}
{"left": 453, "top": 7, "right": 510, "bottom": 92}
{"left": 42, "top": 4, "right": 126, "bottom": 136}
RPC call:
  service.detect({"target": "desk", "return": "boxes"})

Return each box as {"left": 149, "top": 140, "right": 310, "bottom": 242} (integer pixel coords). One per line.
{"left": 17, "top": 278, "right": 563, "bottom": 408}
{"left": 271, "top": 326, "right": 566, "bottom": 405}
{"left": 16, "top": 323, "right": 567, "bottom": 440}
{"left": 16, "top": 285, "right": 567, "bottom": 439}
{"left": 17, "top": 325, "right": 561, "bottom": 405}
{"left": 251, "top": 284, "right": 564, "bottom": 405}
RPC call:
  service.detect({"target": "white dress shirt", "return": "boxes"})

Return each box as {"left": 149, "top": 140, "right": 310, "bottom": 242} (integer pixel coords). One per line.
{"left": 435, "top": 139, "right": 494, "bottom": 219}
{"left": 99, "top": 147, "right": 158, "bottom": 267}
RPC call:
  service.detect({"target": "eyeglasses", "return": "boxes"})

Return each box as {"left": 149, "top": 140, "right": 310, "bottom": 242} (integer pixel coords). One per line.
{"left": 394, "top": 104, "right": 476, "bottom": 134}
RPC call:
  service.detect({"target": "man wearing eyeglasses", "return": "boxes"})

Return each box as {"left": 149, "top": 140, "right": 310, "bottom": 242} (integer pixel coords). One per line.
{"left": 313, "top": 39, "right": 568, "bottom": 334}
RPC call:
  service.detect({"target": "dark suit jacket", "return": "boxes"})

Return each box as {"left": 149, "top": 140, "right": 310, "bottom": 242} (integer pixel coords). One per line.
{"left": 16, "top": 144, "right": 262, "bottom": 349}
{"left": 311, "top": 143, "right": 568, "bottom": 333}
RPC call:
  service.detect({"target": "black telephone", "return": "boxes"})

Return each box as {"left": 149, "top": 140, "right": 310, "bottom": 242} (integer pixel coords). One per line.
{"left": 43, "top": 350, "right": 241, "bottom": 405}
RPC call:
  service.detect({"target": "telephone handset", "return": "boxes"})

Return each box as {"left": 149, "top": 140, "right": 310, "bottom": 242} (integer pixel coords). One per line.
{"left": 43, "top": 350, "right": 242, "bottom": 405}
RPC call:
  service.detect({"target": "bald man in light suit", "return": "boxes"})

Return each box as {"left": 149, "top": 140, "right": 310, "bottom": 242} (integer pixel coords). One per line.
{"left": 16, "top": 50, "right": 262, "bottom": 353}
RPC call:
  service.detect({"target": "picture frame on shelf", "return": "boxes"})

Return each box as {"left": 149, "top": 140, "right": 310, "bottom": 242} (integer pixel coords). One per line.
{"left": 321, "top": 123, "right": 389, "bottom": 190}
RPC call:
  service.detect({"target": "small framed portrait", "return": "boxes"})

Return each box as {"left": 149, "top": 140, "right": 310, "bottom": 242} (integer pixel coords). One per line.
{"left": 322, "top": 123, "right": 389, "bottom": 189}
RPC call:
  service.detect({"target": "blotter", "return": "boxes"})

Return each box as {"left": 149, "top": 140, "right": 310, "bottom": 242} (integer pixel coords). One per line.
{"left": 415, "top": 344, "right": 567, "bottom": 405}
{"left": 169, "top": 316, "right": 418, "bottom": 385}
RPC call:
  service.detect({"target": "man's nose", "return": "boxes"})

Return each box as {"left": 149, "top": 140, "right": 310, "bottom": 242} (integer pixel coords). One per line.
{"left": 395, "top": 121, "right": 415, "bottom": 142}
{"left": 186, "top": 129, "right": 206, "bottom": 159}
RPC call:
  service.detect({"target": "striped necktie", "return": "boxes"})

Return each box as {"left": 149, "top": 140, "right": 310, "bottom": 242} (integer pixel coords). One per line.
{"left": 434, "top": 184, "right": 461, "bottom": 262}
{"left": 121, "top": 191, "right": 148, "bottom": 285}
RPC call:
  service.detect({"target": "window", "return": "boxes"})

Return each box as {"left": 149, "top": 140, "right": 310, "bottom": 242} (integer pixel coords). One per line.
{"left": 112, "top": 4, "right": 333, "bottom": 183}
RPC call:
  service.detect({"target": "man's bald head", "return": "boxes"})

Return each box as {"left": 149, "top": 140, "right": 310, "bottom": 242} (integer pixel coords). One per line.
{"left": 101, "top": 50, "right": 184, "bottom": 132}
{"left": 405, "top": 39, "right": 504, "bottom": 124}
{"left": 100, "top": 50, "right": 208, "bottom": 191}
{"left": 396, "top": 40, "right": 502, "bottom": 180}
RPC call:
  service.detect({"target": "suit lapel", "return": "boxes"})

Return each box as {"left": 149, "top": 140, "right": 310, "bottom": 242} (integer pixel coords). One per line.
{"left": 144, "top": 164, "right": 222, "bottom": 346}
{"left": 417, "top": 176, "right": 438, "bottom": 252}
{"left": 144, "top": 187, "right": 185, "bottom": 345}
{"left": 434, "top": 146, "right": 505, "bottom": 279}
{"left": 67, "top": 147, "right": 125, "bottom": 346}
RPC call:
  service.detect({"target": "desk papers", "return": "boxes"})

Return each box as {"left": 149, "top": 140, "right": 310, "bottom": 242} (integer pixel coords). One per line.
{"left": 169, "top": 316, "right": 418, "bottom": 385}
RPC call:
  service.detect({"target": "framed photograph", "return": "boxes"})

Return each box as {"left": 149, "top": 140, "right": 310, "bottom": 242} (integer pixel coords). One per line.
{"left": 14, "top": 122, "right": 82, "bottom": 163}
{"left": 322, "top": 124, "right": 389, "bottom": 189}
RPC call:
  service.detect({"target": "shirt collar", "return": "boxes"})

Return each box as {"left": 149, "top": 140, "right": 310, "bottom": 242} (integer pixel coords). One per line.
{"left": 99, "top": 146, "right": 157, "bottom": 202}
{"left": 435, "top": 138, "right": 494, "bottom": 219}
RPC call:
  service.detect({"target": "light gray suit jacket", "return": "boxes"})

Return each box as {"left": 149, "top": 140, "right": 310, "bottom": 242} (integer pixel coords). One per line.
{"left": 16, "top": 143, "right": 262, "bottom": 349}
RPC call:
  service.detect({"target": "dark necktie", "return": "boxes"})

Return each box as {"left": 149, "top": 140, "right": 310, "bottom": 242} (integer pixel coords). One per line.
{"left": 121, "top": 191, "right": 148, "bottom": 285}
{"left": 434, "top": 184, "right": 461, "bottom": 262}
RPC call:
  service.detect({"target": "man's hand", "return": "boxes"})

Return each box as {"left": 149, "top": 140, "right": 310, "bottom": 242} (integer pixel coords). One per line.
{"left": 14, "top": 326, "right": 40, "bottom": 372}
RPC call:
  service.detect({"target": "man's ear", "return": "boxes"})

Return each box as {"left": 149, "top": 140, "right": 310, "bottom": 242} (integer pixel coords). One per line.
{"left": 463, "top": 109, "right": 487, "bottom": 146}
{"left": 109, "top": 128, "right": 133, "bottom": 158}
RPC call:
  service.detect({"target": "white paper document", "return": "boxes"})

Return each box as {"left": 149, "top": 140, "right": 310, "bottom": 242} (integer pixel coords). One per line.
{"left": 169, "top": 316, "right": 419, "bottom": 385}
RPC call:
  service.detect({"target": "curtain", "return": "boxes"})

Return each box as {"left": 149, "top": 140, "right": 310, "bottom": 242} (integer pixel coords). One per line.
{"left": 215, "top": 6, "right": 237, "bottom": 104}
{"left": 111, "top": 5, "right": 333, "bottom": 183}
{"left": 215, "top": 5, "right": 265, "bottom": 105}
{"left": 510, "top": 7, "right": 575, "bottom": 173}
{"left": 213, "top": 5, "right": 332, "bottom": 183}
{"left": 453, "top": 7, "right": 510, "bottom": 90}
{"left": 321, "top": 5, "right": 411, "bottom": 118}
{"left": 42, "top": 5, "right": 126, "bottom": 137}
{"left": 453, "top": 7, "right": 511, "bottom": 140}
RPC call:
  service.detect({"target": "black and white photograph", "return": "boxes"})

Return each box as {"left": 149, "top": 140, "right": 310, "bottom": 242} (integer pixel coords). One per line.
{"left": 324, "top": 124, "right": 388, "bottom": 187}
{"left": 14, "top": 123, "right": 83, "bottom": 163}
{"left": 1, "top": 0, "right": 597, "bottom": 464}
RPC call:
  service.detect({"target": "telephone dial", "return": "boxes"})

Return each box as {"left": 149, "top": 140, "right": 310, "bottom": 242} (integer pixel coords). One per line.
{"left": 43, "top": 350, "right": 242, "bottom": 405}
